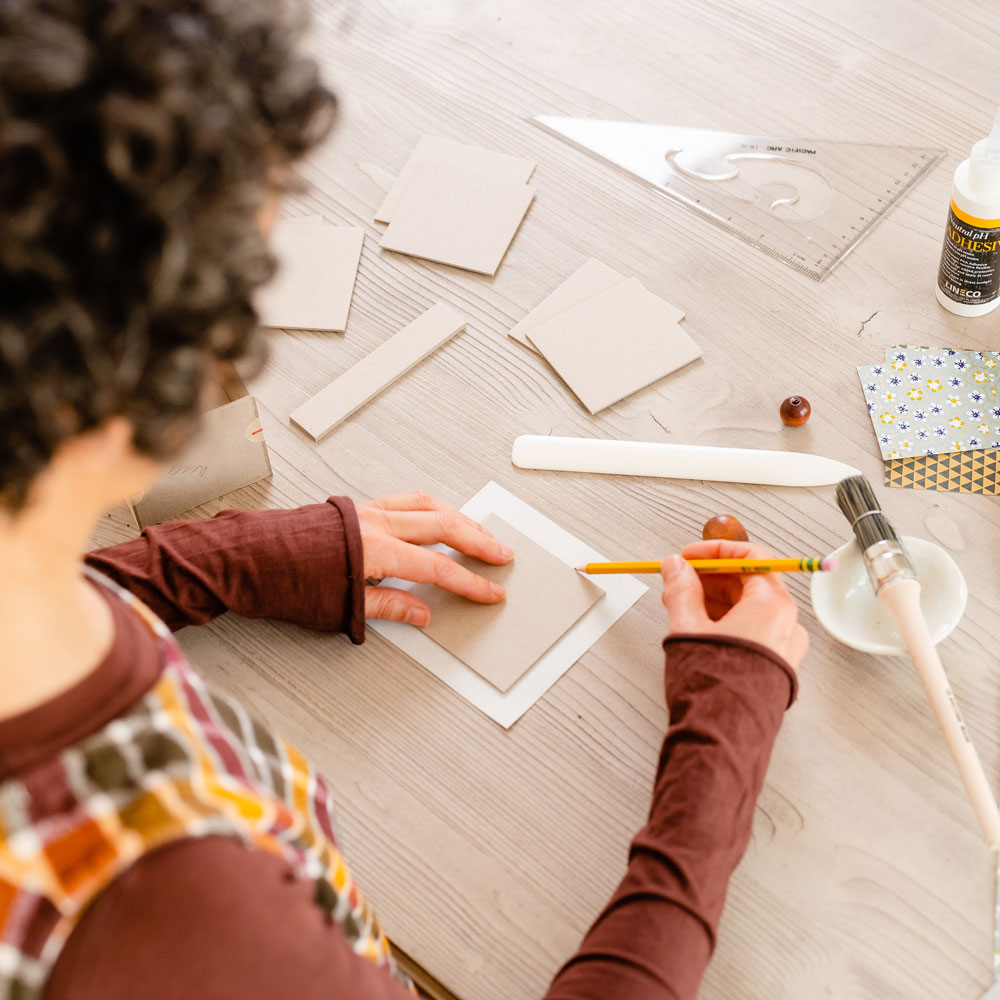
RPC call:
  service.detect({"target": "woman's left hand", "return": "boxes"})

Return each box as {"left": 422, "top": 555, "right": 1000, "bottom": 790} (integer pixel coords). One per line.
{"left": 356, "top": 491, "right": 513, "bottom": 626}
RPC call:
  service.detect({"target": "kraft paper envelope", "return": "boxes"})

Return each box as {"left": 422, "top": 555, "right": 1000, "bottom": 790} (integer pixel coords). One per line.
{"left": 289, "top": 303, "right": 466, "bottom": 441}
{"left": 257, "top": 220, "right": 364, "bottom": 332}
{"left": 528, "top": 277, "right": 702, "bottom": 414}
{"left": 375, "top": 135, "right": 536, "bottom": 224}
{"left": 379, "top": 163, "right": 535, "bottom": 276}
{"left": 413, "top": 514, "right": 604, "bottom": 693}
{"left": 129, "top": 385, "right": 270, "bottom": 527}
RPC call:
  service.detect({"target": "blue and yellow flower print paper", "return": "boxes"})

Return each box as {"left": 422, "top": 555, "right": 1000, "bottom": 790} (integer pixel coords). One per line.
{"left": 858, "top": 348, "right": 1000, "bottom": 460}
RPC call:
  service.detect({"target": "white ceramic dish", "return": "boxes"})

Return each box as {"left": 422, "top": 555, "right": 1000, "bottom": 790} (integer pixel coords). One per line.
{"left": 810, "top": 535, "right": 967, "bottom": 656}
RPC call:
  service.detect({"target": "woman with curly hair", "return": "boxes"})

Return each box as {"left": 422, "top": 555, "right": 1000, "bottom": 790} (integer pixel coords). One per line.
{"left": 0, "top": 1, "right": 807, "bottom": 998}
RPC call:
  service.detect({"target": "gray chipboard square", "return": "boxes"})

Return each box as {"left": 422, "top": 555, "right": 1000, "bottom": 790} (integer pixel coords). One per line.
{"left": 375, "top": 135, "right": 536, "bottom": 224}
{"left": 257, "top": 220, "right": 364, "bottom": 332}
{"left": 379, "top": 163, "right": 535, "bottom": 276}
{"left": 527, "top": 277, "right": 701, "bottom": 414}
{"left": 412, "top": 514, "right": 604, "bottom": 693}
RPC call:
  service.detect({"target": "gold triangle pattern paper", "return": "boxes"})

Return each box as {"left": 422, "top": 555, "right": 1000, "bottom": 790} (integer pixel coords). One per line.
{"left": 884, "top": 449, "right": 1000, "bottom": 495}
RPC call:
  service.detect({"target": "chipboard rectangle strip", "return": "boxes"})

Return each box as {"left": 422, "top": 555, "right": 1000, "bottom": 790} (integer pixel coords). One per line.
{"left": 289, "top": 303, "right": 466, "bottom": 441}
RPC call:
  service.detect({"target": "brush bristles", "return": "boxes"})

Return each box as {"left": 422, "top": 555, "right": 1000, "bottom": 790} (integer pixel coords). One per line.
{"left": 835, "top": 474, "right": 901, "bottom": 551}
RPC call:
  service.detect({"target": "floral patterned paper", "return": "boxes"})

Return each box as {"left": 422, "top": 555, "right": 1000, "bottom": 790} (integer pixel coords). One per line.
{"left": 859, "top": 348, "right": 1000, "bottom": 460}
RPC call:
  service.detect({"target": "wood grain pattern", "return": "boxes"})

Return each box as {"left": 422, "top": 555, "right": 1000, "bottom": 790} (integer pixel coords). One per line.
{"left": 89, "top": 1, "right": 1000, "bottom": 997}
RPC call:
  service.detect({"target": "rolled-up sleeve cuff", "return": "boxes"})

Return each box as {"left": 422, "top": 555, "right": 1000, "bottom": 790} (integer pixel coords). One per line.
{"left": 325, "top": 497, "right": 366, "bottom": 645}
{"left": 663, "top": 633, "right": 798, "bottom": 709}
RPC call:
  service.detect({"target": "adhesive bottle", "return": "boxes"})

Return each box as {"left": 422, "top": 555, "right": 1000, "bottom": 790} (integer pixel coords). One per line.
{"left": 936, "top": 110, "right": 1000, "bottom": 316}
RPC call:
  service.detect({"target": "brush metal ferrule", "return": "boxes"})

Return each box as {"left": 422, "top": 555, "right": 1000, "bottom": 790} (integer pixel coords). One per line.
{"left": 861, "top": 538, "right": 917, "bottom": 593}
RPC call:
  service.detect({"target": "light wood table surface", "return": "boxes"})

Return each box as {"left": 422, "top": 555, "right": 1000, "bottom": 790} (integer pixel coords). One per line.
{"left": 91, "top": 1, "right": 1000, "bottom": 997}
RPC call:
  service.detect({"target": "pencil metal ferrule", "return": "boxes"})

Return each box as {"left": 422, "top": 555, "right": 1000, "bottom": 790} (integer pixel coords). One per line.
{"left": 861, "top": 539, "right": 917, "bottom": 594}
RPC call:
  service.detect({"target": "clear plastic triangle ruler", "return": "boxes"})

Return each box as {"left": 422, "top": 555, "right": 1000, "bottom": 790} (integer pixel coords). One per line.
{"left": 531, "top": 116, "right": 945, "bottom": 282}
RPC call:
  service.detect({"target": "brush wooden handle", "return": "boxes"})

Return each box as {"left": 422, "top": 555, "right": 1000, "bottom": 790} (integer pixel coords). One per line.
{"left": 879, "top": 578, "right": 1000, "bottom": 850}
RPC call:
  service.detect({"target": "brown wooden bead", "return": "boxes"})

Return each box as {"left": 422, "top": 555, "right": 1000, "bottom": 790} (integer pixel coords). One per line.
{"left": 779, "top": 395, "right": 811, "bottom": 426}
{"left": 701, "top": 514, "right": 749, "bottom": 542}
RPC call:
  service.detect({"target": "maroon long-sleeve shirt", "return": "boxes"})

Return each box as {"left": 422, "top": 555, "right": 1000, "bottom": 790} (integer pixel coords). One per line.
{"left": 0, "top": 497, "right": 798, "bottom": 1000}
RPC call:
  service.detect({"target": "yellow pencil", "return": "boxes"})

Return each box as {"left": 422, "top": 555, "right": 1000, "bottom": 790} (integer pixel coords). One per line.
{"left": 576, "top": 557, "right": 837, "bottom": 575}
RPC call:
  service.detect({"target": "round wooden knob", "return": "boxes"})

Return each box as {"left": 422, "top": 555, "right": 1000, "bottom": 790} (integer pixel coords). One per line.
{"left": 702, "top": 514, "right": 749, "bottom": 542}
{"left": 780, "top": 395, "right": 811, "bottom": 426}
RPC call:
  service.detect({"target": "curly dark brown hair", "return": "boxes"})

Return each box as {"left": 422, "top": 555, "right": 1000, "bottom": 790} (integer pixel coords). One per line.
{"left": 0, "top": 0, "right": 337, "bottom": 510}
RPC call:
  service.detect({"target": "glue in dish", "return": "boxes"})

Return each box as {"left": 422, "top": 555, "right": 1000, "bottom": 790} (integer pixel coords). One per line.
{"left": 936, "top": 110, "right": 1000, "bottom": 316}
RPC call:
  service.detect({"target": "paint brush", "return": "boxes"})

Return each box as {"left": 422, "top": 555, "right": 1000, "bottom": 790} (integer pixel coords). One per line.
{"left": 835, "top": 474, "right": 1000, "bottom": 850}
{"left": 576, "top": 557, "right": 837, "bottom": 574}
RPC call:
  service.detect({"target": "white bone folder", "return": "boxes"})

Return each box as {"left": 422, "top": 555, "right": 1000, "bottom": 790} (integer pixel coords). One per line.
{"left": 511, "top": 436, "right": 860, "bottom": 487}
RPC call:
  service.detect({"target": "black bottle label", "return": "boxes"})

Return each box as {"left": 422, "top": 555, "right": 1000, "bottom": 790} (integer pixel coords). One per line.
{"left": 937, "top": 201, "right": 1000, "bottom": 305}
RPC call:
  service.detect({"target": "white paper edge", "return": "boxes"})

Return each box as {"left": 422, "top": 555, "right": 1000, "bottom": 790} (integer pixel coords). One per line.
{"left": 368, "top": 481, "right": 647, "bottom": 728}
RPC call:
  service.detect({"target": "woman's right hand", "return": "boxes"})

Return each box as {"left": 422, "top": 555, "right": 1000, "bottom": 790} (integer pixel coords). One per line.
{"left": 660, "top": 539, "right": 809, "bottom": 672}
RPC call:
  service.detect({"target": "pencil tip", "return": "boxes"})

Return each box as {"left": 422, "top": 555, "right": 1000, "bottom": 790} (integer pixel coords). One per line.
{"left": 574, "top": 565, "right": 586, "bottom": 572}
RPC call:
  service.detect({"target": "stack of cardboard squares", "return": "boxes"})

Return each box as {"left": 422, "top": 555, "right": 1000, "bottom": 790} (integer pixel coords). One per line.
{"left": 257, "top": 215, "right": 365, "bottom": 332}
{"left": 509, "top": 258, "right": 701, "bottom": 414}
{"left": 375, "top": 136, "right": 536, "bottom": 276}
{"left": 857, "top": 346, "right": 1000, "bottom": 494}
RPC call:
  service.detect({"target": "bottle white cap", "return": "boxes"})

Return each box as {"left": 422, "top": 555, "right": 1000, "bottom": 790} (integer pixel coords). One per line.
{"left": 967, "top": 109, "right": 1000, "bottom": 201}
